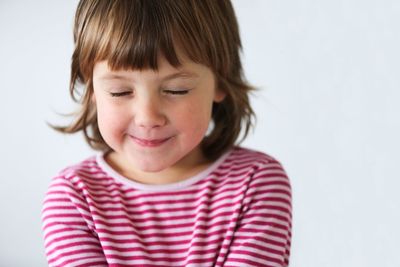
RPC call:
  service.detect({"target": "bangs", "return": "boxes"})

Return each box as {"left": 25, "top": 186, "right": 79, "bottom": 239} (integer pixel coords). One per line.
{"left": 97, "top": 1, "right": 180, "bottom": 71}
{"left": 75, "top": 0, "right": 209, "bottom": 79}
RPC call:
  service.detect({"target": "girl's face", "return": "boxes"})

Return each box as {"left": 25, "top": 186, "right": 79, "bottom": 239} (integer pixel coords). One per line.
{"left": 92, "top": 53, "right": 225, "bottom": 183}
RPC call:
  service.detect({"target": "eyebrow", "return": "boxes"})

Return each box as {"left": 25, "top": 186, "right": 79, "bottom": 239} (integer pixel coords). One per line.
{"left": 98, "top": 70, "right": 199, "bottom": 81}
{"left": 162, "top": 71, "right": 199, "bottom": 81}
{"left": 98, "top": 73, "right": 129, "bottom": 81}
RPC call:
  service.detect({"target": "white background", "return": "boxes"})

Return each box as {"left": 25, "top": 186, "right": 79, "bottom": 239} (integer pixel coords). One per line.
{"left": 0, "top": 0, "right": 399, "bottom": 266}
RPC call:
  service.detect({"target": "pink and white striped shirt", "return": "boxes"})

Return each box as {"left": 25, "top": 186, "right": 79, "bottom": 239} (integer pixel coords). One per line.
{"left": 42, "top": 147, "right": 292, "bottom": 267}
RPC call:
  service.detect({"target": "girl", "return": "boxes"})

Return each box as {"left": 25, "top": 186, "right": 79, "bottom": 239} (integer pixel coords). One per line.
{"left": 42, "top": 1, "right": 292, "bottom": 266}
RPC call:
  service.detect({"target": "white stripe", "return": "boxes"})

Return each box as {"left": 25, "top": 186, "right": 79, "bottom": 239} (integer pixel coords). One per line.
{"left": 85, "top": 190, "right": 246, "bottom": 216}
{"left": 242, "top": 198, "right": 292, "bottom": 211}
{"left": 103, "top": 247, "right": 220, "bottom": 259}
{"left": 94, "top": 218, "right": 234, "bottom": 237}
{"left": 88, "top": 197, "right": 242, "bottom": 219}
{"left": 240, "top": 215, "right": 292, "bottom": 229}
{"left": 44, "top": 228, "right": 95, "bottom": 248}
{"left": 98, "top": 228, "right": 236, "bottom": 243}
{"left": 107, "top": 258, "right": 183, "bottom": 266}
{"left": 47, "top": 242, "right": 102, "bottom": 260}
{"left": 233, "top": 230, "right": 288, "bottom": 244}
{"left": 234, "top": 245, "right": 285, "bottom": 266}
{"left": 45, "top": 235, "right": 100, "bottom": 254}
{"left": 48, "top": 249, "right": 103, "bottom": 266}
{"left": 42, "top": 223, "right": 87, "bottom": 238}
{"left": 69, "top": 257, "right": 107, "bottom": 267}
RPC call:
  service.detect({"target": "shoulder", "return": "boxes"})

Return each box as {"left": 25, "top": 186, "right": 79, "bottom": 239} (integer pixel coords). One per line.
{"left": 47, "top": 154, "right": 112, "bottom": 194}
{"left": 228, "top": 146, "right": 288, "bottom": 172}
{"left": 228, "top": 146, "right": 292, "bottom": 211}
{"left": 57, "top": 155, "right": 100, "bottom": 179}
{"left": 225, "top": 146, "right": 291, "bottom": 187}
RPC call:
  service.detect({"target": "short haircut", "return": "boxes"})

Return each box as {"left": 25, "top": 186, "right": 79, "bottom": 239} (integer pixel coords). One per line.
{"left": 54, "top": 0, "right": 255, "bottom": 161}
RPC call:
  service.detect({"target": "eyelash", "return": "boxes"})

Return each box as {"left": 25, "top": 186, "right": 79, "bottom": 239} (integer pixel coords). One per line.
{"left": 109, "top": 89, "right": 190, "bottom": 97}
{"left": 110, "top": 91, "right": 132, "bottom": 97}
{"left": 163, "top": 90, "right": 189, "bottom": 95}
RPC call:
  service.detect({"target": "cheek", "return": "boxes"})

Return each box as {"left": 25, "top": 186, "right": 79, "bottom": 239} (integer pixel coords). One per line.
{"left": 174, "top": 99, "right": 213, "bottom": 134}
{"left": 96, "top": 102, "right": 129, "bottom": 142}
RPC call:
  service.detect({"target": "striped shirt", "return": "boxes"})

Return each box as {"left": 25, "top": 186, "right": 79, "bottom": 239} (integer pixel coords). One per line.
{"left": 42, "top": 146, "right": 292, "bottom": 267}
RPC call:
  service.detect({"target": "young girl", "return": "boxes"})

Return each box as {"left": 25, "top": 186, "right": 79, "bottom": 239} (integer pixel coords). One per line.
{"left": 42, "top": 1, "right": 292, "bottom": 266}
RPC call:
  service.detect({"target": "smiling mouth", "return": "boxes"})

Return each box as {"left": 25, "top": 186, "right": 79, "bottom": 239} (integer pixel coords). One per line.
{"left": 130, "top": 136, "right": 172, "bottom": 147}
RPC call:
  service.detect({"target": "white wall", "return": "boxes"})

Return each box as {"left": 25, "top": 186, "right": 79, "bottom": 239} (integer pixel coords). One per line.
{"left": 1, "top": 1, "right": 399, "bottom": 266}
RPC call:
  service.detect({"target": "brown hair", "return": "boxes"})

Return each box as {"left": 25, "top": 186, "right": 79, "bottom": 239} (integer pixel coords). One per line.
{"left": 54, "top": 0, "right": 255, "bottom": 161}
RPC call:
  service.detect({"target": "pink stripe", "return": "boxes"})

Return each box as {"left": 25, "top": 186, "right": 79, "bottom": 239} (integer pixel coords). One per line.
{"left": 98, "top": 226, "right": 236, "bottom": 241}
{"left": 224, "top": 257, "right": 275, "bottom": 267}
{"left": 48, "top": 253, "right": 105, "bottom": 265}
{"left": 44, "top": 236, "right": 97, "bottom": 249}
{"left": 46, "top": 245, "right": 103, "bottom": 260}
{"left": 101, "top": 245, "right": 223, "bottom": 256}
{"left": 104, "top": 253, "right": 222, "bottom": 263}
{"left": 231, "top": 234, "right": 288, "bottom": 246}
{"left": 229, "top": 249, "right": 283, "bottom": 264}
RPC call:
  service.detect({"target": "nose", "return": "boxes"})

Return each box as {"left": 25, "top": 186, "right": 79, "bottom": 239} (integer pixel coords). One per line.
{"left": 134, "top": 96, "right": 166, "bottom": 129}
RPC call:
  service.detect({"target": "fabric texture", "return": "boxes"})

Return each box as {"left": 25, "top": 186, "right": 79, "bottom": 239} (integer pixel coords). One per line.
{"left": 42, "top": 146, "right": 292, "bottom": 267}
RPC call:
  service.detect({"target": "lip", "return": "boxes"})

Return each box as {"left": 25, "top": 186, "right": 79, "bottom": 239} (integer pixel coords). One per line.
{"left": 130, "top": 135, "right": 172, "bottom": 147}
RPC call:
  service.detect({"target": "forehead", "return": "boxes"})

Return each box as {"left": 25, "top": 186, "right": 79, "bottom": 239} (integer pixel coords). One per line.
{"left": 92, "top": 56, "right": 209, "bottom": 84}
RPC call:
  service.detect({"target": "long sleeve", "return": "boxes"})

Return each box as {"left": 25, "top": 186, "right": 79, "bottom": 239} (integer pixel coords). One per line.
{"left": 224, "top": 160, "right": 292, "bottom": 267}
{"left": 41, "top": 176, "right": 107, "bottom": 267}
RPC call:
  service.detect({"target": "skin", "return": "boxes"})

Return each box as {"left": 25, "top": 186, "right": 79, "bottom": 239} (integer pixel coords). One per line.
{"left": 92, "top": 51, "right": 226, "bottom": 185}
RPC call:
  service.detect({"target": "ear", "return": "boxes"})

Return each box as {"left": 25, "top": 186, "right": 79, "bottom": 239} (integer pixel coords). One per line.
{"left": 213, "top": 89, "right": 226, "bottom": 103}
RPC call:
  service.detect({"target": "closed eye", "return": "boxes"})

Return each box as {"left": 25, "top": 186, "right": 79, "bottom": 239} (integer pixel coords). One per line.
{"left": 110, "top": 91, "right": 132, "bottom": 97}
{"left": 163, "top": 90, "right": 189, "bottom": 95}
